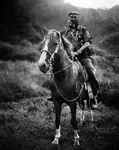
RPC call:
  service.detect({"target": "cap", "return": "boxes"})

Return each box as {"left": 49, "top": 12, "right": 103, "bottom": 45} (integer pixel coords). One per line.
{"left": 68, "top": 11, "right": 79, "bottom": 17}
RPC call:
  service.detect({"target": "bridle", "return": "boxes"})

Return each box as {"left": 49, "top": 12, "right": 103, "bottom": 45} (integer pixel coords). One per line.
{"left": 40, "top": 32, "right": 72, "bottom": 76}
{"left": 40, "top": 31, "right": 83, "bottom": 102}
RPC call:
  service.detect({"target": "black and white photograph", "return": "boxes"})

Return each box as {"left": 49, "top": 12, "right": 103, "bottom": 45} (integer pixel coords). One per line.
{"left": 0, "top": 0, "right": 119, "bottom": 149}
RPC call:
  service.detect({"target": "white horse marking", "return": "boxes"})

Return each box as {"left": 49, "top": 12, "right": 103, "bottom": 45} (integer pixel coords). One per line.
{"left": 52, "top": 126, "right": 61, "bottom": 145}
{"left": 73, "top": 129, "right": 80, "bottom": 146}
{"left": 38, "top": 39, "right": 50, "bottom": 66}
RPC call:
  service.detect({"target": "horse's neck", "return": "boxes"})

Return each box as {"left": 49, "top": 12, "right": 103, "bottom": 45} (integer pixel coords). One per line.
{"left": 53, "top": 46, "right": 71, "bottom": 81}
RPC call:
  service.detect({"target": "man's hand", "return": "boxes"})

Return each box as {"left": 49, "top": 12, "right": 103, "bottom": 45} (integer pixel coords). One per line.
{"left": 77, "top": 49, "right": 82, "bottom": 54}
{"left": 71, "top": 51, "right": 78, "bottom": 57}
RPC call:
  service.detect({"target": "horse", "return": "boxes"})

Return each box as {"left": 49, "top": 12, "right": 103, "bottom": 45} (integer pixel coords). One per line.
{"left": 38, "top": 29, "right": 91, "bottom": 146}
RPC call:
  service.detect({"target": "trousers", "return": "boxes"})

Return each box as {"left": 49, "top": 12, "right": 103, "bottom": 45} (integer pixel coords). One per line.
{"left": 79, "top": 58, "right": 99, "bottom": 96}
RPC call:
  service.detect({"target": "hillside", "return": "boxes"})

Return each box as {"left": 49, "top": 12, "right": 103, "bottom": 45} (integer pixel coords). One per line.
{"left": 0, "top": 1, "right": 119, "bottom": 149}
{"left": 99, "top": 32, "right": 119, "bottom": 56}
{"left": 1, "top": 0, "right": 119, "bottom": 91}
{"left": 1, "top": 1, "right": 119, "bottom": 57}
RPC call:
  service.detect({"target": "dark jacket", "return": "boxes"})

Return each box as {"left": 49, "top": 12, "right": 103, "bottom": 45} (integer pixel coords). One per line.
{"left": 61, "top": 25, "right": 92, "bottom": 60}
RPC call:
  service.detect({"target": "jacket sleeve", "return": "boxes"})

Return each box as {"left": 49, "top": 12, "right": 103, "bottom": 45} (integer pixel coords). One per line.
{"left": 82, "top": 28, "right": 92, "bottom": 44}
{"left": 60, "top": 30, "right": 66, "bottom": 36}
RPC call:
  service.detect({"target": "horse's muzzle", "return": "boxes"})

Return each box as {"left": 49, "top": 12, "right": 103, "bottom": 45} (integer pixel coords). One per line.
{"left": 38, "top": 61, "right": 49, "bottom": 74}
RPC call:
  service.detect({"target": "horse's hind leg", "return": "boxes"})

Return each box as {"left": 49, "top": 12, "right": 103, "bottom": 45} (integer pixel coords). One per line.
{"left": 52, "top": 101, "right": 62, "bottom": 145}
{"left": 70, "top": 103, "right": 80, "bottom": 146}
{"left": 80, "top": 108, "right": 85, "bottom": 126}
{"left": 89, "top": 108, "right": 94, "bottom": 123}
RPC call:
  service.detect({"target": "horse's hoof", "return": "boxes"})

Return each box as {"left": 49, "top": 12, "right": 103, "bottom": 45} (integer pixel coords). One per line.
{"left": 73, "top": 141, "right": 80, "bottom": 146}
{"left": 73, "top": 139, "right": 80, "bottom": 146}
{"left": 52, "top": 138, "right": 59, "bottom": 145}
{"left": 52, "top": 141, "right": 58, "bottom": 145}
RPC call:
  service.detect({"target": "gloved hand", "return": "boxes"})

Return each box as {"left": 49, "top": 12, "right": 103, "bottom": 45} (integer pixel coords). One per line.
{"left": 71, "top": 51, "right": 78, "bottom": 57}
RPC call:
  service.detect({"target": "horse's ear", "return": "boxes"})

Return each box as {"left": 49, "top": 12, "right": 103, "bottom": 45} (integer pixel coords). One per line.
{"left": 60, "top": 31, "right": 63, "bottom": 37}
{"left": 60, "top": 29, "right": 66, "bottom": 37}
{"left": 60, "top": 31, "right": 65, "bottom": 40}
{"left": 43, "top": 27, "right": 48, "bottom": 35}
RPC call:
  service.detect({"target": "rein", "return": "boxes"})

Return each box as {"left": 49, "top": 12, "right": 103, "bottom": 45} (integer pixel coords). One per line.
{"left": 53, "top": 79, "right": 84, "bottom": 102}
{"left": 41, "top": 37, "right": 73, "bottom": 75}
{"left": 41, "top": 33, "right": 83, "bottom": 102}
{"left": 54, "top": 63, "right": 72, "bottom": 75}
{"left": 41, "top": 48, "right": 72, "bottom": 75}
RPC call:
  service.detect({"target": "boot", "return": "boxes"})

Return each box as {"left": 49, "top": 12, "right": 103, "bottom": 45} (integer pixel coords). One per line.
{"left": 86, "top": 82, "right": 98, "bottom": 109}
{"left": 90, "top": 96, "right": 98, "bottom": 109}
{"left": 90, "top": 81, "right": 99, "bottom": 109}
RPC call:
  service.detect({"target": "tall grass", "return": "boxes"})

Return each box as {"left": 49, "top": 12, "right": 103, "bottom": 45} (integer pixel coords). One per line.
{"left": 0, "top": 41, "right": 40, "bottom": 61}
{"left": 91, "top": 50, "right": 119, "bottom": 108}
{"left": 0, "top": 42, "right": 119, "bottom": 149}
{"left": 0, "top": 61, "right": 49, "bottom": 102}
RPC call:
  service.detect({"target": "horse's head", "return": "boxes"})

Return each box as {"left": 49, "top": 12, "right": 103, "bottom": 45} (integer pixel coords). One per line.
{"left": 38, "top": 29, "right": 61, "bottom": 74}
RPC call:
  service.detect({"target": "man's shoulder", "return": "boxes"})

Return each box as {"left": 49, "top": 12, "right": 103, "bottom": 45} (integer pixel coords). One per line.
{"left": 77, "top": 25, "right": 88, "bottom": 31}
{"left": 60, "top": 26, "right": 70, "bottom": 35}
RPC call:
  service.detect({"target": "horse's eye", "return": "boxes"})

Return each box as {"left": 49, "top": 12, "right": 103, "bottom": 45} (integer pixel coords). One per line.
{"left": 54, "top": 42, "right": 58, "bottom": 46}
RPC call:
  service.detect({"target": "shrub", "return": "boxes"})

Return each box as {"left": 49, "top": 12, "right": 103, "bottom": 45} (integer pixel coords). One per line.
{"left": 99, "top": 81, "right": 119, "bottom": 108}
{"left": 0, "top": 61, "right": 49, "bottom": 102}
{"left": 0, "top": 41, "right": 40, "bottom": 62}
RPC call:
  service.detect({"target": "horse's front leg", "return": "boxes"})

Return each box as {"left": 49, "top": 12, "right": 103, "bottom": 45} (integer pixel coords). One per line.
{"left": 70, "top": 103, "right": 80, "bottom": 146}
{"left": 52, "top": 100, "right": 62, "bottom": 145}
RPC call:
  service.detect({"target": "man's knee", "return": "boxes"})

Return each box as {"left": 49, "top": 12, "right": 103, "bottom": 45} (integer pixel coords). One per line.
{"left": 85, "top": 66, "right": 95, "bottom": 80}
{"left": 80, "top": 58, "right": 98, "bottom": 81}
{"left": 85, "top": 63, "right": 99, "bottom": 90}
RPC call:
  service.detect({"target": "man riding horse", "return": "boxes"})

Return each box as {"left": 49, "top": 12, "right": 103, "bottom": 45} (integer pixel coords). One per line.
{"left": 47, "top": 11, "right": 99, "bottom": 109}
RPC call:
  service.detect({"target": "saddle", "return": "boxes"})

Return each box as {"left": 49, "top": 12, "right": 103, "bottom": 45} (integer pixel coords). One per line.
{"left": 74, "top": 58, "right": 88, "bottom": 81}
{"left": 74, "top": 59, "right": 94, "bottom": 100}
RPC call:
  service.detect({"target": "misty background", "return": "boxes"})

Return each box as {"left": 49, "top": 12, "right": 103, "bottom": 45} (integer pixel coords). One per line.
{"left": 1, "top": 0, "right": 119, "bottom": 49}
{"left": 0, "top": 1, "right": 119, "bottom": 150}
{"left": 0, "top": 0, "right": 119, "bottom": 102}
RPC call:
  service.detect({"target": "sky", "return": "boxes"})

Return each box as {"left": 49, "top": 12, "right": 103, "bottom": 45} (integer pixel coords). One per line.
{"left": 64, "top": 0, "right": 119, "bottom": 9}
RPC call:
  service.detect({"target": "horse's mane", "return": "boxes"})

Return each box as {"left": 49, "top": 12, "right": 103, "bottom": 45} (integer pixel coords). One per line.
{"left": 61, "top": 35, "right": 73, "bottom": 58}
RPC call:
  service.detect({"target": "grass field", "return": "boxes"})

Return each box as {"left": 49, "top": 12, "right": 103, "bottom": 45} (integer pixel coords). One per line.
{"left": 0, "top": 42, "right": 119, "bottom": 150}
{"left": 0, "top": 97, "right": 119, "bottom": 150}
{"left": 0, "top": 62, "right": 119, "bottom": 150}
